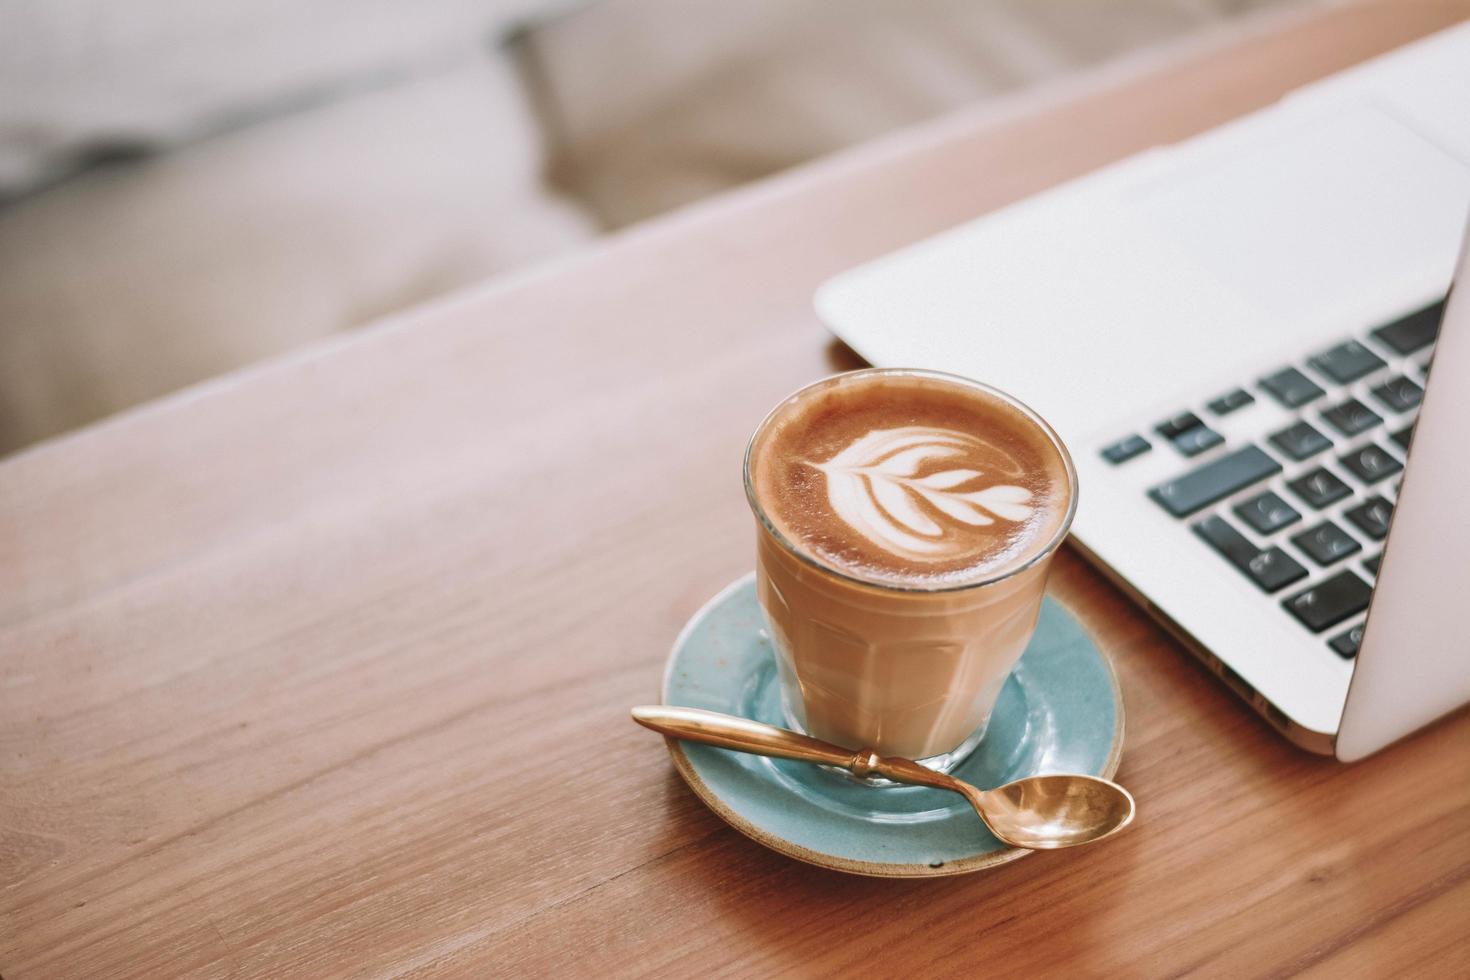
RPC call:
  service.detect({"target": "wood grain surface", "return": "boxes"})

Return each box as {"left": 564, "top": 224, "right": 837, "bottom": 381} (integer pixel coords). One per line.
{"left": 3, "top": 3, "right": 1469, "bottom": 977}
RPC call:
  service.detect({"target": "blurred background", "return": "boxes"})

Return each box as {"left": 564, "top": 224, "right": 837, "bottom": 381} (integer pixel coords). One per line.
{"left": 0, "top": 0, "right": 1301, "bottom": 457}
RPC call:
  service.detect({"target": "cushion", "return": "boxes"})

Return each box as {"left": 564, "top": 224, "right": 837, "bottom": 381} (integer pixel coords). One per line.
{"left": 524, "top": 0, "right": 1300, "bottom": 228}
{"left": 0, "top": 55, "right": 595, "bottom": 454}
{"left": 0, "top": 0, "right": 577, "bottom": 197}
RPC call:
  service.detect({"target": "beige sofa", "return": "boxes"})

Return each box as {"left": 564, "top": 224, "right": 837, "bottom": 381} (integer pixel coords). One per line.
{"left": 0, "top": 0, "right": 1300, "bottom": 455}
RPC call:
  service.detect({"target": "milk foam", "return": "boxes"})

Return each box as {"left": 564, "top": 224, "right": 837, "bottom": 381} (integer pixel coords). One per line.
{"left": 749, "top": 371, "right": 1073, "bottom": 588}
{"left": 810, "top": 426, "right": 1034, "bottom": 561}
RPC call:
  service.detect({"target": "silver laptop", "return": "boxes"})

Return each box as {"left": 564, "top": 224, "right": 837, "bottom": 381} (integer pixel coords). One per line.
{"left": 813, "top": 24, "right": 1470, "bottom": 760}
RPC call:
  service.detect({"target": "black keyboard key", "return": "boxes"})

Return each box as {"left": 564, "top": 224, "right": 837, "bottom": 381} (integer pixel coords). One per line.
{"left": 1102, "top": 433, "right": 1151, "bottom": 464}
{"left": 1291, "top": 521, "right": 1362, "bottom": 566}
{"left": 1329, "top": 623, "right": 1364, "bottom": 659}
{"left": 1208, "top": 388, "right": 1255, "bottom": 416}
{"left": 1193, "top": 515, "right": 1307, "bottom": 593}
{"left": 1364, "top": 553, "right": 1382, "bottom": 576}
{"left": 1268, "top": 420, "right": 1332, "bottom": 461}
{"left": 1233, "top": 490, "right": 1301, "bottom": 535}
{"left": 1260, "top": 367, "right": 1325, "bottom": 408}
{"left": 1155, "top": 412, "right": 1204, "bottom": 441}
{"left": 1369, "top": 375, "right": 1423, "bottom": 414}
{"left": 1171, "top": 425, "right": 1224, "bottom": 458}
{"left": 1243, "top": 548, "right": 1309, "bottom": 594}
{"left": 1153, "top": 412, "right": 1222, "bottom": 457}
{"left": 1344, "top": 496, "right": 1393, "bottom": 540}
{"left": 1286, "top": 467, "right": 1351, "bottom": 510}
{"left": 1148, "top": 445, "right": 1282, "bottom": 518}
{"left": 1309, "top": 340, "right": 1387, "bottom": 384}
{"left": 1370, "top": 299, "right": 1445, "bottom": 356}
{"left": 1390, "top": 424, "right": 1414, "bottom": 451}
{"left": 1283, "top": 571, "right": 1373, "bottom": 633}
{"left": 1340, "top": 443, "right": 1403, "bottom": 485}
{"left": 1319, "top": 398, "right": 1382, "bottom": 438}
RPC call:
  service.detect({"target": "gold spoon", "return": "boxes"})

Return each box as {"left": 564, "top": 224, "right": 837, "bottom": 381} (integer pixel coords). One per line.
{"left": 632, "top": 705, "right": 1134, "bottom": 850}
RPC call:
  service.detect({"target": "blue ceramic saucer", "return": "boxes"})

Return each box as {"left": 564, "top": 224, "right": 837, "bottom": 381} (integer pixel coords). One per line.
{"left": 660, "top": 574, "right": 1124, "bottom": 878}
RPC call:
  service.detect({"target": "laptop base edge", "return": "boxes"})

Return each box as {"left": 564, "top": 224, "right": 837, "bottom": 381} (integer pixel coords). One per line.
{"left": 1066, "top": 537, "right": 1339, "bottom": 757}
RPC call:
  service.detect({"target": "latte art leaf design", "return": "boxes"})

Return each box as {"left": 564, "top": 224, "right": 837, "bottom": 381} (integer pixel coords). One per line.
{"left": 811, "top": 426, "right": 1035, "bottom": 560}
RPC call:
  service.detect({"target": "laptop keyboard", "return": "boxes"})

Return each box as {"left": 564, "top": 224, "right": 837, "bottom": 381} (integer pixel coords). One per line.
{"left": 1100, "top": 298, "right": 1445, "bottom": 661}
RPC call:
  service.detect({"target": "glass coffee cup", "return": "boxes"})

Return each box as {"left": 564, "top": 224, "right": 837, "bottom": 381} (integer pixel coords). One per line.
{"left": 744, "top": 368, "right": 1077, "bottom": 773}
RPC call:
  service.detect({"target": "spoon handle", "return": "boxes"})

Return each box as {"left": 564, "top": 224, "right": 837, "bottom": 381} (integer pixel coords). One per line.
{"left": 632, "top": 705, "right": 860, "bottom": 768}
{"left": 630, "top": 705, "right": 958, "bottom": 791}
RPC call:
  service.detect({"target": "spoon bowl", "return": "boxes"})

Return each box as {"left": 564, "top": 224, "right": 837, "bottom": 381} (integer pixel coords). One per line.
{"left": 632, "top": 705, "right": 1134, "bottom": 851}
{"left": 958, "top": 773, "right": 1134, "bottom": 849}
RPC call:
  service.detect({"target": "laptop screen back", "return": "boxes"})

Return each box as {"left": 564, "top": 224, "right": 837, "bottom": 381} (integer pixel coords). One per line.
{"left": 1338, "top": 226, "right": 1470, "bottom": 761}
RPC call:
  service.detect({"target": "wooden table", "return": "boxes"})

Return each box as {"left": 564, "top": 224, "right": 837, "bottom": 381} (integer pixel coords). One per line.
{"left": 4, "top": 3, "right": 1469, "bottom": 976}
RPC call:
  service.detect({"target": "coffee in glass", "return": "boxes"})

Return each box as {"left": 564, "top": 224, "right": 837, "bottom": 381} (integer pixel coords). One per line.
{"left": 744, "top": 368, "right": 1077, "bottom": 772}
